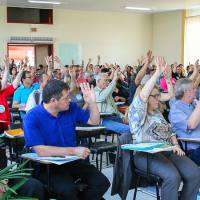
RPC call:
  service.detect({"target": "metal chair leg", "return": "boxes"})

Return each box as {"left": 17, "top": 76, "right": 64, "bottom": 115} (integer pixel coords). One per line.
{"left": 100, "top": 153, "right": 103, "bottom": 171}
{"left": 106, "top": 152, "right": 109, "bottom": 166}
{"left": 92, "top": 153, "right": 95, "bottom": 160}
{"left": 133, "top": 187, "right": 138, "bottom": 200}
{"left": 133, "top": 176, "right": 140, "bottom": 200}
{"left": 156, "top": 182, "right": 160, "bottom": 200}
{"left": 112, "top": 133, "right": 115, "bottom": 143}
{"left": 96, "top": 154, "right": 99, "bottom": 170}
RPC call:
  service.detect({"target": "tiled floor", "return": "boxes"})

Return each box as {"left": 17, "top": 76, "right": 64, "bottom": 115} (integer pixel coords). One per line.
{"left": 102, "top": 166, "right": 156, "bottom": 200}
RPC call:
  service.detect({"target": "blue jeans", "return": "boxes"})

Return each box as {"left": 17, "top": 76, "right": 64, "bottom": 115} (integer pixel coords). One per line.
{"left": 188, "top": 147, "right": 200, "bottom": 165}
{"left": 102, "top": 115, "right": 130, "bottom": 135}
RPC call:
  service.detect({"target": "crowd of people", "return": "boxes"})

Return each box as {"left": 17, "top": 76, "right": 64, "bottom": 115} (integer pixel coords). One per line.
{"left": 0, "top": 51, "right": 200, "bottom": 200}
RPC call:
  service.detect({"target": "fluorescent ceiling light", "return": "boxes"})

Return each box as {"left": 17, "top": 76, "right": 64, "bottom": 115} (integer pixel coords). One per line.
{"left": 28, "top": 0, "right": 61, "bottom": 5}
{"left": 125, "top": 6, "right": 152, "bottom": 11}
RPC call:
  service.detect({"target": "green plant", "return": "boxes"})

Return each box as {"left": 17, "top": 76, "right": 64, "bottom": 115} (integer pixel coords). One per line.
{"left": 0, "top": 160, "right": 33, "bottom": 200}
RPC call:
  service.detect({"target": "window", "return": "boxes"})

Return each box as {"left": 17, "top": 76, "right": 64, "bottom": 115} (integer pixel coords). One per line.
{"left": 184, "top": 16, "right": 200, "bottom": 65}
{"left": 7, "top": 7, "right": 53, "bottom": 24}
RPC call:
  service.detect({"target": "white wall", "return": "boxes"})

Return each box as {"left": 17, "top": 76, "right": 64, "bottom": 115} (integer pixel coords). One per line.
{"left": 0, "top": 6, "right": 153, "bottom": 66}
{"left": 152, "top": 11, "right": 184, "bottom": 64}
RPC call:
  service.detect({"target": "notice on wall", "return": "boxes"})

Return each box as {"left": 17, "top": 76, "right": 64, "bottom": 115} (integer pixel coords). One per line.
{"left": 58, "top": 43, "right": 82, "bottom": 65}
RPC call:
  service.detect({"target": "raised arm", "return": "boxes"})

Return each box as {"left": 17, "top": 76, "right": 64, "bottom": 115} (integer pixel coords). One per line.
{"left": 140, "top": 56, "right": 166, "bottom": 102}
{"left": 189, "top": 60, "right": 199, "bottom": 81}
{"left": 135, "top": 50, "right": 154, "bottom": 86}
{"left": 69, "top": 67, "right": 77, "bottom": 93}
{"left": 12, "top": 65, "right": 24, "bottom": 89}
{"left": 97, "top": 55, "right": 101, "bottom": 66}
{"left": 54, "top": 56, "right": 65, "bottom": 69}
{"left": 187, "top": 101, "right": 200, "bottom": 130}
{"left": 80, "top": 83, "right": 100, "bottom": 125}
{"left": 95, "top": 70, "right": 119, "bottom": 102}
{"left": 194, "top": 71, "right": 200, "bottom": 88}
{"left": 45, "top": 55, "right": 54, "bottom": 77}
{"left": 86, "top": 58, "right": 92, "bottom": 71}
{"left": 1, "top": 55, "right": 9, "bottom": 90}
{"left": 81, "top": 60, "right": 84, "bottom": 68}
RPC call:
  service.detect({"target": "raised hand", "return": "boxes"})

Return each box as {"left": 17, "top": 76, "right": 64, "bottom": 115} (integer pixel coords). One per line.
{"left": 81, "top": 60, "right": 84, "bottom": 67}
{"left": 18, "top": 64, "right": 26, "bottom": 73}
{"left": 44, "top": 55, "right": 53, "bottom": 66}
{"left": 155, "top": 56, "right": 167, "bottom": 76}
{"left": 138, "top": 55, "right": 145, "bottom": 66}
{"left": 69, "top": 68, "right": 76, "bottom": 79}
{"left": 164, "top": 64, "right": 172, "bottom": 81}
{"left": 146, "top": 50, "right": 154, "bottom": 64}
{"left": 80, "top": 83, "right": 96, "bottom": 104}
{"left": 3, "top": 55, "right": 9, "bottom": 70}
{"left": 141, "top": 50, "right": 154, "bottom": 66}
{"left": 54, "top": 56, "right": 61, "bottom": 64}
{"left": 195, "top": 59, "right": 199, "bottom": 66}
{"left": 113, "top": 68, "right": 120, "bottom": 81}
{"left": 24, "top": 56, "right": 29, "bottom": 65}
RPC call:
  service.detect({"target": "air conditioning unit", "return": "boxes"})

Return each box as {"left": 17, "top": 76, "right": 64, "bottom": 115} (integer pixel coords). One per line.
{"left": 9, "top": 36, "right": 54, "bottom": 44}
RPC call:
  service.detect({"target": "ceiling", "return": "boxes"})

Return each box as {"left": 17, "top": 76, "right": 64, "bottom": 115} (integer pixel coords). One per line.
{"left": 1, "top": 0, "right": 200, "bottom": 13}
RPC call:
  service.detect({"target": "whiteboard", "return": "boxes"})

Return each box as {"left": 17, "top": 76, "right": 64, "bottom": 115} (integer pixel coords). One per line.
{"left": 58, "top": 43, "right": 82, "bottom": 65}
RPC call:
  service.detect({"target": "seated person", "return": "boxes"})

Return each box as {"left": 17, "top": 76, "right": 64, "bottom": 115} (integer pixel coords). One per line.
{"left": 115, "top": 73, "right": 129, "bottom": 102}
{"left": 172, "top": 64, "right": 185, "bottom": 80}
{"left": 169, "top": 78, "right": 200, "bottom": 165}
{"left": 25, "top": 73, "right": 50, "bottom": 112}
{"left": 94, "top": 71, "right": 130, "bottom": 135}
{"left": 112, "top": 88, "right": 126, "bottom": 103}
{"left": 0, "top": 60, "right": 24, "bottom": 133}
{"left": 23, "top": 80, "right": 110, "bottom": 200}
{"left": 12, "top": 71, "right": 39, "bottom": 119}
{"left": 53, "top": 69, "right": 62, "bottom": 80}
{"left": 129, "top": 57, "right": 200, "bottom": 200}
{"left": 0, "top": 64, "right": 25, "bottom": 174}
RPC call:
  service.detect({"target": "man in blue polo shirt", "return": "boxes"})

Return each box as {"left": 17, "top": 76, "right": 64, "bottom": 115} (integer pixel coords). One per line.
{"left": 23, "top": 79, "right": 110, "bottom": 200}
{"left": 13, "top": 70, "right": 39, "bottom": 119}
{"left": 169, "top": 78, "right": 200, "bottom": 165}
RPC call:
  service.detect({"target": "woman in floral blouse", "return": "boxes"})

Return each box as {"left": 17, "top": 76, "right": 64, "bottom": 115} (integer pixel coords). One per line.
{"left": 128, "top": 56, "right": 200, "bottom": 200}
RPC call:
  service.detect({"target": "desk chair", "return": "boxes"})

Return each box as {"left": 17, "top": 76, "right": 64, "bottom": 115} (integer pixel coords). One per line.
{"left": 10, "top": 107, "right": 22, "bottom": 123}
{"left": 76, "top": 125, "right": 117, "bottom": 171}
{"left": 113, "top": 133, "right": 163, "bottom": 200}
{"left": 4, "top": 123, "right": 25, "bottom": 163}
{"left": 22, "top": 155, "right": 88, "bottom": 199}
{"left": 133, "top": 162, "right": 162, "bottom": 200}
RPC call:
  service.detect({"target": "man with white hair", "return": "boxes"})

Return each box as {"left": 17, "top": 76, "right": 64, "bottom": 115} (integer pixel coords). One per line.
{"left": 94, "top": 70, "right": 130, "bottom": 135}
{"left": 169, "top": 78, "right": 200, "bottom": 165}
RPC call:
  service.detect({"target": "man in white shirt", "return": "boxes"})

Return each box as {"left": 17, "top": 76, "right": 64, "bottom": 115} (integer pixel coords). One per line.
{"left": 25, "top": 74, "right": 50, "bottom": 112}
{"left": 94, "top": 71, "right": 130, "bottom": 135}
